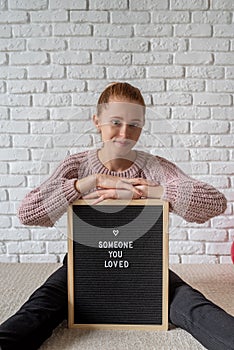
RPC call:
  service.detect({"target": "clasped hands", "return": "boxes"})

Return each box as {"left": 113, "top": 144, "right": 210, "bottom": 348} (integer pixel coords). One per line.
{"left": 75, "top": 174, "right": 163, "bottom": 205}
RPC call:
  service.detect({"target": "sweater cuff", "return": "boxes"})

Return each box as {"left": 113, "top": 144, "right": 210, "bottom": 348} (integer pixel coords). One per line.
{"left": 161, "top": 182, "right": 178, "bottom": 204}
{"left": 62, "top": 178, "right": 81, "bottom": 204}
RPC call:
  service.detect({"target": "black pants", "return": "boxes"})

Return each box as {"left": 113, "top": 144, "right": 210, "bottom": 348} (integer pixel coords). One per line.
{"left": 0, "top": 255, "right": 234, "bottom": 350}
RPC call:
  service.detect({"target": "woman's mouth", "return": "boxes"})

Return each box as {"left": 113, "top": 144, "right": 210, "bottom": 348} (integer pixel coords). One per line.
{"left": 114, "top": 140, "right": 130, "bottom": 146}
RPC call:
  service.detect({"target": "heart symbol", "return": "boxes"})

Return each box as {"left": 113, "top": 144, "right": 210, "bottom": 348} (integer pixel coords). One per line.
{"left": 113, "top": 229, "right": 119, "bottom": 236}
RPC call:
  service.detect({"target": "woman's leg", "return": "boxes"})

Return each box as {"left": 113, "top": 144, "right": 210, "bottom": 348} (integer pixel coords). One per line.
{"left": 0, "top": 255, "right": 68, "bottom": 350}
{"left": 169, "top": 269, "right": 234, "bottom": 350}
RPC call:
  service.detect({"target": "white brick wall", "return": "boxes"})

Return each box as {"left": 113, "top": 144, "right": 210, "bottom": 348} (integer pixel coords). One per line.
{"left": 0, "top": 0, "right": 233, "bottom": 264}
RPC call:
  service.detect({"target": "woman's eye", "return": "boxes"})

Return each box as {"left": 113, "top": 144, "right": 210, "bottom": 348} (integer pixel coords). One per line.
{"left": 111, "top": 120, "right": 121, "bottom": 126}
{"left": 110, "top": 120, "right": 141, "bottom": 128}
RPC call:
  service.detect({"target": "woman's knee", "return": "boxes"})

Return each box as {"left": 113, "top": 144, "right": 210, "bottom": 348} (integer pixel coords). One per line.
{"left": 169, "top": 284, "right": 205, "bottom": 326}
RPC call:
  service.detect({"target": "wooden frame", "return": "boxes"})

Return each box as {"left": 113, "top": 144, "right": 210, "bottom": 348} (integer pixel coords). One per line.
{"left": 67, "top": 199, "right": 169, "bottom": 331}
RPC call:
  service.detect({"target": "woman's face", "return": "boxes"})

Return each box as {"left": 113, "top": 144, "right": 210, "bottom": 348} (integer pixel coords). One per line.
{"left": 93, "top": 98, "right": 145, "bottom": 155}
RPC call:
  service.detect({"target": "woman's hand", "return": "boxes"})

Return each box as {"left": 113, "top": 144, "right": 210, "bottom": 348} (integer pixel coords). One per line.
{"left": 96, "top": 174, "right": 154, "bottom": 195}
{"left": 134, "top": 184, "right": 164, "bottom": 199}
{"left": 83, "top": 188, "right": 141, "bottom": 204}
{"left": 82, "top": 177, "right": 163, "bottom": 204}
{"left": 75, "top": 174, "right": 144, "bottom": 200}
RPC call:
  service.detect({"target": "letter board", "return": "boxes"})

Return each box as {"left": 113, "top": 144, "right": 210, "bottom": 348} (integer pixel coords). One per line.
{"left": 67, "top": 199, "right": 169, "bottom": 331}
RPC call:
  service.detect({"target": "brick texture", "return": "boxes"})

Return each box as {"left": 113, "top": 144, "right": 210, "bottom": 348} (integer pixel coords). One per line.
{"left": 0, "top": 1, "right": 233, "bottom": 264}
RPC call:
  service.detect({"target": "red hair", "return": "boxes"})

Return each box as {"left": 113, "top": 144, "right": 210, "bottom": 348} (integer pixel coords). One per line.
{"left": 96, "top": 82, "right": 145, "bottom": 116}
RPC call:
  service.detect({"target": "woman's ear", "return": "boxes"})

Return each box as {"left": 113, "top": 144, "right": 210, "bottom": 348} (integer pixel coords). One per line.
{"left": 93, "top": 114, "right": 101, "bottom": 132}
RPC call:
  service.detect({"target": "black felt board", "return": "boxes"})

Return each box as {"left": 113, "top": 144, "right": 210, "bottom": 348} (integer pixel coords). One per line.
{"left": 68, "top": 200, "right": 168, "bottom": 330}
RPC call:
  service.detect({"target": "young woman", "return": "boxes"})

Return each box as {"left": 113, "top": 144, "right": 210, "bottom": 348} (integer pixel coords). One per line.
{"left": 0, "top": 82, "right": 233, "bottom": 350}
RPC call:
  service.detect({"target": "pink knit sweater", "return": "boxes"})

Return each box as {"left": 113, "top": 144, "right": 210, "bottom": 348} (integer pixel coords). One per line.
{"left": 17, "top": 149, "right": 227, "bottom": 227}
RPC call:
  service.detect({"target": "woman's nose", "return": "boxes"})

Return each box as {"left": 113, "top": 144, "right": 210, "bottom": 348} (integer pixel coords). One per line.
{"left": 119, "top": 123, "right": 129, "bottom": 137}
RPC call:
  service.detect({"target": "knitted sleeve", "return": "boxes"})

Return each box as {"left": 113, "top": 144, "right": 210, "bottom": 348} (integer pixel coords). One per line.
{"left": 147, "top": 156, "right": 227, "bottom": 224}
{"left": 17, "top": 154, "right": 81, "bottom": 227}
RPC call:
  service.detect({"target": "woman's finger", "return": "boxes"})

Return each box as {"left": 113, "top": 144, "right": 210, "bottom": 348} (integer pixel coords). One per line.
{"left": 115, "top": 179, "right": 143, "bottom": 196}
{"left": 85, "top": 188, "right": 142, "bottom": 204}
{"left": 122, "top": 178, "right": 158, "bottom": 186}
{"left": 82, "top": 190, "right": 100, "bottom": 199}
{"left": 84, "top": 189, "right": 117, "bottom": 201}
{"left": 97, "top": 174, "right": 143, "bottom": 196}
{"left": 91, "top": 191, "right": 116, "bottom": 205}
{"left": 115, "top": 189, "right": 140, "bottom": 199}
{"left": 91, "top": 194, "right": 106, "bottom": 205}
